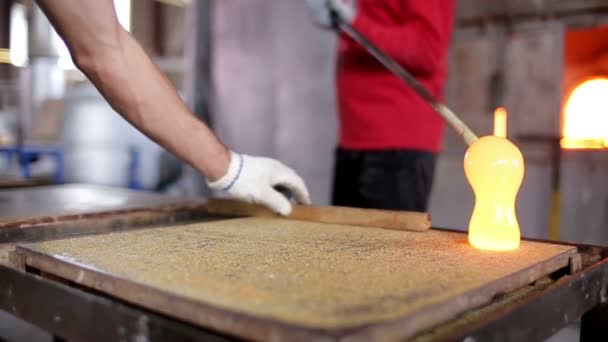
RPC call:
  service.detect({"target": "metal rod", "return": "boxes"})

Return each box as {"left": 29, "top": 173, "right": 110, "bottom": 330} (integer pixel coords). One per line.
{"left": 337, "top": 21, "right": 479, "bottom": 146}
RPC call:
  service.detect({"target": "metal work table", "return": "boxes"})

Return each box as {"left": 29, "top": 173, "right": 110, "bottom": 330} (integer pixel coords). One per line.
{"left": 1, "top": 241, "right": 605, "bottom": 342}
{"left": 0, "top": 199, "right": 605, "bottom": 341}
{"left": 0, "top": 186, "right": 605, "bottom": 341}
{"left": 0, "top": 184, "right": 209, "bottom": 263}
{"left": 0, "top": 184, "right": 211, "bottom": 341}
{"left": 0, "top": 184, "right": 184, "bottom": 222}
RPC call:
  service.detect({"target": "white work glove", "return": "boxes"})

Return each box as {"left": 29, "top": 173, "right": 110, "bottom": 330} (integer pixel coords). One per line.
{"left": 306, "top": 0, "right": 357, "bottom": 29}
{"left": 207, "top": 151, "right": 311, "bottom": 216}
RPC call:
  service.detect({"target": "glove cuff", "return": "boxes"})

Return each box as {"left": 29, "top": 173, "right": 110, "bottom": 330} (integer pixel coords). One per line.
{"left": 207, "top": 151, "right": 244, "bottom": 192}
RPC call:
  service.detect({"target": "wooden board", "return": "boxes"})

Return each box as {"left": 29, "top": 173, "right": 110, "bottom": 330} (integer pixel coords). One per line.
{"left": 15, "top": 218, "right": 576, "bottom": 341}
{"left": 205, "top": 198, "right": 431, "bottom": 232}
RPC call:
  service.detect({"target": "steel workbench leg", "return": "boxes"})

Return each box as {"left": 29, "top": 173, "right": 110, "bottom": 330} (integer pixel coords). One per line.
{"left": 580, "top": 303, "right": 608, "bottom": 341}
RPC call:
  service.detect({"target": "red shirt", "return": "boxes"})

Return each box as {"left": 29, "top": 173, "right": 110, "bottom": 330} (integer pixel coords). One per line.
{"left": 336, "top": 0, "right": 455, "bottom": 152}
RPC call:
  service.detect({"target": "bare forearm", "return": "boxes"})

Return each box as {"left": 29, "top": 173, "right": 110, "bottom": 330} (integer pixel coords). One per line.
{"left": 34, "top": 0, "right": 311, "bottom": 214}
{"left": 35, "top": 0, "right": 229, "bottom": 180}
{"left": 81, "top": 28, "right": 229, "bottom": 180}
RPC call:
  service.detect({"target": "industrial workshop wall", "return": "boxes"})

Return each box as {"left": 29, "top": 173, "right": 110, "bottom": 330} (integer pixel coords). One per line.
{"left": 211, "top": 0, "right": 338, "bottom": 205}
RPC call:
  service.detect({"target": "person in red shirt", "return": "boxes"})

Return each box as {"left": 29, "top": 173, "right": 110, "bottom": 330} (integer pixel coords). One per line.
{"left": 307, "top": 0, "right": 456, "bottom": 212}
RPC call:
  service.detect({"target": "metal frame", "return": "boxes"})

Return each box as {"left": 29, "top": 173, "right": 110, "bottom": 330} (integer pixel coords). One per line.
{"left": 0, "top": 241, "right": 604, "bottom": 341}
{"left": 0, "top": 265, "right": 231, "bottom": 342}
{"left": 456, "top": 0, "right": 608, "bottom": 28}
{"left": 0, "top": 204, "right": 606, "bottom": 341}
{"left": 413, "top": 244, "right": 608, "bottom": 342}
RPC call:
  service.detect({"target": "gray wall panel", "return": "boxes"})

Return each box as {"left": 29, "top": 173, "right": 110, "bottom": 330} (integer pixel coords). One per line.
{"left": 213, "top": 0, "right": 336, "bottom": 204}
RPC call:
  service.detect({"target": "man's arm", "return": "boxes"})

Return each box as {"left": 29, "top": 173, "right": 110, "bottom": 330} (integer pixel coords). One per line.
{"left": 36, "top": 0, "right": 229, "bottom": 180}
{"left": 35, "top": 0, "right": 311, "bottom": 214}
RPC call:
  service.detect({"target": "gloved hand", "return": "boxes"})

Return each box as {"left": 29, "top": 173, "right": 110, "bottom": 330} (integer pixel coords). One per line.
{"left": 207, "top": 151, "right": 311, "bottom": 216}
{"left": 306, "top": 0, "right": 357, "bottom": 29}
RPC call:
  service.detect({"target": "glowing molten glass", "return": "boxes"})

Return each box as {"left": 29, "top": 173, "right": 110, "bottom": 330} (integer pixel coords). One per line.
{"left": 561, "top": 77, "right": 608, "bottom": 149}
{"left": 464, "top": 136, "right": 525, "bottom": 251}
{"left": 493, "top": 107, "right": 508, "bottom": 138}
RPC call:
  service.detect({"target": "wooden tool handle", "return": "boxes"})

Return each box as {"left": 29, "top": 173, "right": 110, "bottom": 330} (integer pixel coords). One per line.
{"left": 203, "top": 199, "right": 431, "bottom": 232}
{"left": 435, "top": 104, "right": 479, "bottom": 146}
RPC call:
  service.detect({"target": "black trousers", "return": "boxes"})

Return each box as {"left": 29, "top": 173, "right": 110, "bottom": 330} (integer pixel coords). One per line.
{"left": 331, "top": 148, "right": 437, "bottom": 212}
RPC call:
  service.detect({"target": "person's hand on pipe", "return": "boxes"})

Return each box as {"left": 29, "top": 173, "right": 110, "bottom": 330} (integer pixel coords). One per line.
{"left": 207, "top": 151, "right": 310, "bottom": 216}
{"left": 306, "top": 0, "right": 357, "bottom": 28}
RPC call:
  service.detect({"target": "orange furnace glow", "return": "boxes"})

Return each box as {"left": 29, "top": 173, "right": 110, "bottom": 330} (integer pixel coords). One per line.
{"left": 464, "top": 136, "right": 525, "bottom": 251}
{"left": 561, "top": 77, "right": 608, "bottom": 150}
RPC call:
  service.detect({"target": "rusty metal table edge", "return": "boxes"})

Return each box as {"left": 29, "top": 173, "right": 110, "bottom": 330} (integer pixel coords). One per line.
{"left": 410, "top": 243, "right": 608, "bottom": 342}
{"left": 0, "top": 243, "right": 605, "bottom": 341}
{"left": 0, "top": 200, "right": 235, "bottom": 244}
{"left": 0, "top": 264, "right": 236, "bottom": 342}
